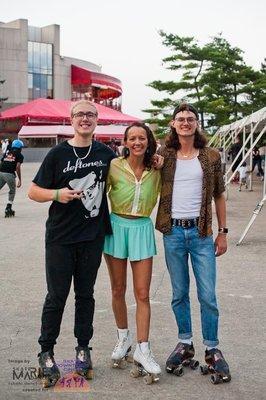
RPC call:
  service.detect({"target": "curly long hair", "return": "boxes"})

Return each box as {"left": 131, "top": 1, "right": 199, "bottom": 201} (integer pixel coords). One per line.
{"left": 166, "top": 103, "right": 207, "bottom": 150}
{"left": 123, "top": 122, "right": 157, "bottom": 169}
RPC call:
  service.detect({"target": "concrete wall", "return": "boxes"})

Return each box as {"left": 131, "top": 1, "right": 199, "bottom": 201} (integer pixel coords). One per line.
{"left": 0, "top": 19, "right": 28, "bottom": 109}
{"left": 0, "top": 19, "right": 103, "bottom": 110}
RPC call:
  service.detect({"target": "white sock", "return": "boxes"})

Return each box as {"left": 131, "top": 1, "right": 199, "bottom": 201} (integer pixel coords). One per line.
{"left": 139, "top": 341, "right": 149, "bottom": 353}
{"left": 206, "top": 346, "right": 216, "bottom": 351}
{"left": 181, "top": 339, "right": 192, "bottom": 345}
{"left": 117, "top": 328, "right": 129, "bottom": 339}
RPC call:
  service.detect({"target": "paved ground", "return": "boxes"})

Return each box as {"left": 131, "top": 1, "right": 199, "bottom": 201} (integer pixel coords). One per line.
{"left": 0, "top": 162, "right": 265, "bottom": 400}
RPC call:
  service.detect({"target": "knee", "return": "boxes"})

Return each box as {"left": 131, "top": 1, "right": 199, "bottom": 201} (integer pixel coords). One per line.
{"left": 198, "top": 292, "right": 218, "bottom": 312}
{"left": 45, "top": 293, "right": 67, "bottom": 310}
{"left": 112, "top": 285, "right": 126, "bottom": 301}
{"left": 134, "top": 288, "right": 150, "bottom": 304}
{"left": 172, "top": 286, "right": 189, "bottom": 302}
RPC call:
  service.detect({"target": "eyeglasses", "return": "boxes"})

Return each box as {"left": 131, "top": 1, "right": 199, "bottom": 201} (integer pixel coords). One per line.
{"left": 73, "top": 111, "right": 98, "bottom": 119}
{"left": 174, "top": 117, "right": 197, "bottom": 123}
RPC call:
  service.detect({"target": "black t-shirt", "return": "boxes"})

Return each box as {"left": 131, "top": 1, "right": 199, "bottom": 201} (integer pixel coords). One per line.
{"left": 33, "top": 140, "right": 116, "bottom": 244}
{"left": 0, "top": 150, "right": 24, "bottom": 175}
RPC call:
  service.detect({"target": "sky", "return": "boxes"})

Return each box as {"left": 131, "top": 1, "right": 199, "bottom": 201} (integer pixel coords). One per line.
{"left": 1, "top": 0, "right": 265, "bottom": 118}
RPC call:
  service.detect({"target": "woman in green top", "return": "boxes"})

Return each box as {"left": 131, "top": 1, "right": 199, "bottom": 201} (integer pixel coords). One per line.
{"left": 104, "top": 122, "right": 162, "bottom": 381}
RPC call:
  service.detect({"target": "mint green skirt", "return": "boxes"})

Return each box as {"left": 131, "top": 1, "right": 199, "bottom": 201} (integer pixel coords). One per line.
{"left": 104, "top": 213, "right": 157, "bottom": 261}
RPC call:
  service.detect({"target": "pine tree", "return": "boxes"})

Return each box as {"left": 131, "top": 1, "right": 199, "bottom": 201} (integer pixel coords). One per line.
{"left": 144, "top": 32, "right": 266, "bottom": 135}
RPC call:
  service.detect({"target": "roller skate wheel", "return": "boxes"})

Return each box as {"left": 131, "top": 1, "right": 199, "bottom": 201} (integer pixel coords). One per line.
{"left": 86, "top": 369, "right": 94, "bottom": 380}
{"left": 37, "top": 367, "right": 43, "bottom": 379}
{"left": 126, "top": 354, "right": 133, "bottom": 363}
{"left": 173, "top": 365, "right": 184, "bottom": 377}
{"left": 143, "top": 374, "right": 153, "bottom": 385}
{"left": 182, "top": 359, "right": 190, "bottom": 367}
{"left": 130, "top": 365, "right": 141, "bottom": 378}
{"left": 117, "top": 359, "right": 128, "bottom": 369}
{"left": 222, "top": 374, "right": 231, "bottom": 383}
{"left": 189, "top": 359, "right": 199, "bottom": 370}
{"left": 200, "top": 365, "right": 209, "bottom": 375}
{"left": 41, "top": 375, "right": 59, "bottom": 388}
{"left": 111, "top": 360, "right": 119, "bottom": 368}
{"left": 41, "top": 377, "right": 50, "bottom": 388}
{"left": 211, "top": 374, "right": 222, "bottom": 384}
{"left": 166, "top": 365, "right": 173, "bottom": 373}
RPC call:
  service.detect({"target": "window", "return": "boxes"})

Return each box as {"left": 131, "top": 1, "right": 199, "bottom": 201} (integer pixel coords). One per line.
{"left": 28, "top": 41, "right": 53, "bottom": 100}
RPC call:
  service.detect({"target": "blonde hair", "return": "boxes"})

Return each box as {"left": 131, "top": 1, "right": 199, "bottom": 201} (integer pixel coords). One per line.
{"left": 70, "top": 100, "right": 98, "bottom": 117}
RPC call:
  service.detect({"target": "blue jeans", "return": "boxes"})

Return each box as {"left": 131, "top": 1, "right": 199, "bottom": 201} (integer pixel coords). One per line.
{"left": 163, "top": 226, "right": 219, "bottom": 347}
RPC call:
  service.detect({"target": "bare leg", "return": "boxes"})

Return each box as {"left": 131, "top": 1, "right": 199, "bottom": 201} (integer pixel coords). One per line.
{"left": 105, "top": 254, "right": 128, "bottom": 328}
{"left": 131, "top": 257, "right": 153, "bottom": 342}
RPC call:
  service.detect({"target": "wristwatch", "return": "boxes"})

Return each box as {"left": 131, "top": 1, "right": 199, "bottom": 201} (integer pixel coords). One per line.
{"left": 218, "top": 227, "right": 228, "bottom": 234}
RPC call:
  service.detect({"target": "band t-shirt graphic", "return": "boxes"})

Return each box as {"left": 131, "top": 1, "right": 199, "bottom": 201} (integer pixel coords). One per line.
{"left": 33, "top": 141, "right": 116, "bottom": 244}
{"left": 0, "top": 150, "right": 24, "bottom": 174}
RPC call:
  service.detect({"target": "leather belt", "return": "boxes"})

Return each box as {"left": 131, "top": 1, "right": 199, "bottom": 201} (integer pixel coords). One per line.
{"left": 171, "top": 218, "right": 199, "bottom": 228}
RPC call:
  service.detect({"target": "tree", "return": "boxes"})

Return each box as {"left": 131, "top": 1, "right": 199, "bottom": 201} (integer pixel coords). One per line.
{"left": 144, "top": 32, "right": 266, "bottom": 135}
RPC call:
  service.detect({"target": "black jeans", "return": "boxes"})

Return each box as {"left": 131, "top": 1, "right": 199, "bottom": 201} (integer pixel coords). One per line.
{"left": 252, "top": 158, "right": 264, "bottom": 176}
{"left": 39, "top": 236, "right": 104, "bottom": 352}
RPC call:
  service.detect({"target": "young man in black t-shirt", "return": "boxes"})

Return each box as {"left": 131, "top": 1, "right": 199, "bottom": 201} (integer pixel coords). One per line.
{"left": 0, "top": 139, "right": 24, "bottom": 217}
{"left": 28, "top": 100, "right": 116, "bottom": 387}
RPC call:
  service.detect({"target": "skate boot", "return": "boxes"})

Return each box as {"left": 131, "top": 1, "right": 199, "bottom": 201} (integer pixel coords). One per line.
{"left": 166, "top": 342, "right": 199, "bottom": 376}
{"left": 75, "top": 345, "right": 93, "bottom": 380}
{"left": 5, "top": 203, "right": 15, "bottom": 218}
{"left": 130, "top": 342, "right": 161, "bottom": 385}
{"left": 37, "top": 350, "right": 60, "bottom": 388}
{"left": 200, "top": 348, "right": 231, "bottom": 384}
{"left": 111, "top": 329, "right": 133, "bottom": 369}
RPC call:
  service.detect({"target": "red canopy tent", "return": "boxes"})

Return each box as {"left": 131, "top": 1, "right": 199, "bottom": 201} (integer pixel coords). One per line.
{"left": 0, "top": 98, "right": 140, "bottom": 125}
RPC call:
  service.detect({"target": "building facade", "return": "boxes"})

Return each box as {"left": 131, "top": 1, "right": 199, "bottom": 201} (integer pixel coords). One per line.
{"left": 0, "top": 19, "right": 122, "bottom": 111}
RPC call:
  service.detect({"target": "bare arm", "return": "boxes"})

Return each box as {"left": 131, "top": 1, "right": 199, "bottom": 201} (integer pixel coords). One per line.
{"left": 28, "top": 182, "right": 83, "bottom": 204}
{"left": 214, "top": 193, "right": 227, "bottom": 256}
{"left": 16, "top": 163, "right": 22, "bottom": 188}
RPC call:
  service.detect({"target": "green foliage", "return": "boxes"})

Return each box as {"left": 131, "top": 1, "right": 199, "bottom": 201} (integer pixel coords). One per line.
{"left": 145, "top": 32, "right": 266, "bottom": 136}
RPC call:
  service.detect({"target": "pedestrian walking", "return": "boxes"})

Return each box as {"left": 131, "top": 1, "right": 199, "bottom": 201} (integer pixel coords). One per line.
{"left": 0, "top": 139, "right": 24, "bottom": 217}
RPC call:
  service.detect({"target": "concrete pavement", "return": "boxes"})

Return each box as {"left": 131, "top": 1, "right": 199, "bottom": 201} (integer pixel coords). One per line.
{"left": 0, "top": 162, "right": 265, "bottom": 400}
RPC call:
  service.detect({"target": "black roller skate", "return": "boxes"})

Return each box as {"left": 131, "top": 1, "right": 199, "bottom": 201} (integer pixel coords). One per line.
{"left": 75, "top": 346, "right": 93, "bottom": 380}
{"left": 5, "top": 203, "right": 15, "bottom": 218}
{"left": 37, "top": 350, "right": 60, "bottom": 388}
{"left": 200, "top": 348, "right": 231, "bottom": 384}
{"left": 165, "top": 342, "right": 199, "bottom": 376}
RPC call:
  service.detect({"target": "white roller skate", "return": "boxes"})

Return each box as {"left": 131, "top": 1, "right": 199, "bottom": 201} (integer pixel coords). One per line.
{"left": 111, "top": 329, "right": 133, "bottom": 369}
{"left": 130, "top": 342, "right": 161, "bottom": 385}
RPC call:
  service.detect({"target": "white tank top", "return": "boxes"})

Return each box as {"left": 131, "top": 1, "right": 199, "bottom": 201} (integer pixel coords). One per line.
{"left": 171, "top": 157, "right": 203, "bottom": 219}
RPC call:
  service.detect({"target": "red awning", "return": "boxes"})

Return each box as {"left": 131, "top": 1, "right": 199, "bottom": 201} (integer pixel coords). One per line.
{"left": 71, "top": 65, "right": 122, "bottom": 93}
{"left": 0, "top": 98, "right": 140, "bottom": 125}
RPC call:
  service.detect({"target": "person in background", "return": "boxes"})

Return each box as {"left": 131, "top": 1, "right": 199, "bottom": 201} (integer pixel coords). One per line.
{"left": 238, "top": 161, "right": 249, "bottom": 191}
{"left": 251, "top": 146, "right": 264, "bottom": 180}
{"left": 228, "top": 136, "right": 242, "bottom": 183}
{"left": 0, "top": 139, "right": 24, "bottom": 217}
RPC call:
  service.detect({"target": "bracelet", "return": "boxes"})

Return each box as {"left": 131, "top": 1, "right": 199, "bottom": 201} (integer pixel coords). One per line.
{"left": 53, "top": 189, "right": 60, "bottom": 202}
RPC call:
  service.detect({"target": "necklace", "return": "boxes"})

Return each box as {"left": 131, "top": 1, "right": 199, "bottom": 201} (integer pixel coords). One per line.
{"left": 72, "top": 143, "right": 92, "bottom": 160}
{"left": 178, "top": 149, "right": 197, "bottom": 159}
